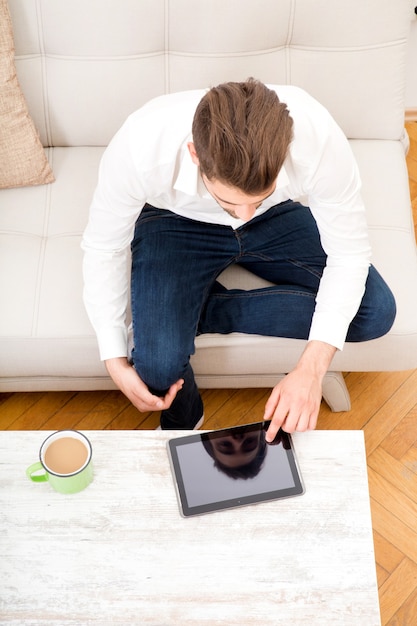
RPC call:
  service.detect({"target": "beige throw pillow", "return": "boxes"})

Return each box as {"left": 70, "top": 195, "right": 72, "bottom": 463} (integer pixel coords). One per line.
{"left": 0, "top": 0, "right": 54, "bottom": 189}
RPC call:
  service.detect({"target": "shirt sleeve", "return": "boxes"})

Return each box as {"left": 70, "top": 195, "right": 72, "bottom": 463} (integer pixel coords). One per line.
{"left": 301, "top": 107, "right": 372, "bottom": 350}
{"left": 82, "top": 119, "right": 145, "bottom": 360}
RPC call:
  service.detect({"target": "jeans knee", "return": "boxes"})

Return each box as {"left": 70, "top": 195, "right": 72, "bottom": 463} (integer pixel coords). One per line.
{"left": 346, "top": 268, "right": 396, "bottom": 343}
{"left": 365, "top": 289, "right": 396, "bottom": 340}
{"left": 131, "top": 348, "right": 188, "bottom": 393}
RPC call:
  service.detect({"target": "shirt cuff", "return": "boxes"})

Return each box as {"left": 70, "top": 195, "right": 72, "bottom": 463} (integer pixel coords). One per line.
{"left": 97, "top": 326, "right": 128, "bottom": 361}
{"left": 308, "top": 311, "right": 350, "bottom": 351}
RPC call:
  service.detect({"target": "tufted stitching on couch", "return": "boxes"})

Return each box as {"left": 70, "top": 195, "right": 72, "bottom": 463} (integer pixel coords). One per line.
{"left": 164, "top": 0, "right": 170, "bottom": 94}
{"left": 285, "top": 0, "right": 296, "bottom": 84}
{"left": 34, "top": 0, "right": 52, "bottom": 148}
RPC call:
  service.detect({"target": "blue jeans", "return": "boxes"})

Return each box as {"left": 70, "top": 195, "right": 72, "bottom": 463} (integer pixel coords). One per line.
{"left": 130, "top": 202, "right": 396, "bottom": 428}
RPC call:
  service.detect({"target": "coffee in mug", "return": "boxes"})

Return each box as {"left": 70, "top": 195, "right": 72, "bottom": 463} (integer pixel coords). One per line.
{"left": 44, "top": 436, "right": 88, "bottom": 474}
{"left": 26, "top": 430, "right": 93, "bottom": 494}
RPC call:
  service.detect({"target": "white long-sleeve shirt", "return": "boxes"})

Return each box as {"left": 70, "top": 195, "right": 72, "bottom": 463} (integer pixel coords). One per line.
{"left": 82, "top": 85, "right": 371, "bottom": 360}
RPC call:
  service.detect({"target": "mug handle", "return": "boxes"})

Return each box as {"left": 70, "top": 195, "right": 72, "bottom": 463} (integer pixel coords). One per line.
{"left": 26, "top": 462, "right": 48, "bottom": 483}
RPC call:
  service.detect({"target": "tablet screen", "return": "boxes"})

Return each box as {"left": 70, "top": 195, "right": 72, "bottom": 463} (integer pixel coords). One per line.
{"left": 167, "top": 421, "right": 304, "bottom": 517}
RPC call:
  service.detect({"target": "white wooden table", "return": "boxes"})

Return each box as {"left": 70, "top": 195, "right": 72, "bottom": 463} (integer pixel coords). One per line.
{"left": 0, "top": 430, "right": 381, "bottom": 625}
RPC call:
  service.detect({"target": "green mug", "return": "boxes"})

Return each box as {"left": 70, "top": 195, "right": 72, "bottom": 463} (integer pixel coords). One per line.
{"left": 26, "top": 430, "right": 93, "bottom": 494}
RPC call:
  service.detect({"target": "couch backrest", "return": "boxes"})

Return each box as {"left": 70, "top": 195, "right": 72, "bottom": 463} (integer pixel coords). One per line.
{"left": 9, "top": 0, "right": 411, "bottom": 147}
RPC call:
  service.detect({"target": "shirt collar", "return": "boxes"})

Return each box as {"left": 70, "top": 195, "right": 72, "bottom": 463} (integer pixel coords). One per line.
{"left": 173, "top": 139, "right": 290, "bottom": 198}
{"left": 173, "top": 139, "right": 202, "bottom": 195}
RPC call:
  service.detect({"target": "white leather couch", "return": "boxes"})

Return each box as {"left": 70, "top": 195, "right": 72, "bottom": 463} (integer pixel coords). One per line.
{"left": 1, "top": 0, "right": 416, "bottom": 412}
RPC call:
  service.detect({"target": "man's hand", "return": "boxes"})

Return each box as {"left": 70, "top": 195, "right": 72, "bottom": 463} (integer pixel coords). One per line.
{"left": 105, "top": 357, "right": 183, "bottom": 413}
{"left": 264, "top": 341, "right": 336, "bottom": 441}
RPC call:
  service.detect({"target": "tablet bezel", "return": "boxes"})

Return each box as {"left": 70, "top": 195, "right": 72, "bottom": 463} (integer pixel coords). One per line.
{"left": 167, "top": 421, "right": 304, "bottom": 517}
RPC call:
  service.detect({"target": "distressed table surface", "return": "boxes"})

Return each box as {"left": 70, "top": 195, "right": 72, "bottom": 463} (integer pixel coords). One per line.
{"left": 0, "top": 430, "right": 380, "bottom": 626}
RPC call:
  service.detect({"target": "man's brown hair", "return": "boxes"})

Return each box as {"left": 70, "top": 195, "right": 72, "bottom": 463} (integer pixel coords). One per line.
{"left": 192, "top": 78, "right": 293, "bottom": 195}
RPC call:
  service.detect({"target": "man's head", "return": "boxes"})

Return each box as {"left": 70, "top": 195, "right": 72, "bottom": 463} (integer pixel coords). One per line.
{"left": 189, "top": 78, "right": 293, "bottom": 216}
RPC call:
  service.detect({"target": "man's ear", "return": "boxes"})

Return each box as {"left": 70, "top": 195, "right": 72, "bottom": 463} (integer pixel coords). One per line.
{"left": 187, "top": 142, "right": 200, "bottom": 166}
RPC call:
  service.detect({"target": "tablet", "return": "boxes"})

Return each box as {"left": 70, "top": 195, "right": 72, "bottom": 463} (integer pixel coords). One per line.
{"left": 167, "top": 421, "right": 304, "bottom": 517}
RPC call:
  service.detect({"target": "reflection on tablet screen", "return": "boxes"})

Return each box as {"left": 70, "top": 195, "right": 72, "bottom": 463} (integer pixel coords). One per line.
{"left": 167, "top": 421, "right": 304, "bottom": 516}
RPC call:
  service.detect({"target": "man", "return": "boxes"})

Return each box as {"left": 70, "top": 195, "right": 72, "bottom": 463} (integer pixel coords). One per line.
{"left": 82, "top": 79, "right": 396, "bottom": 441}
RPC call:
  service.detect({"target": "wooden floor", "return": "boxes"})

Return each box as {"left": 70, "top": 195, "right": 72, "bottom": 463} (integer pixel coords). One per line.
{"left": 1, "top": 121, "right": 417, "bottom": 625}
